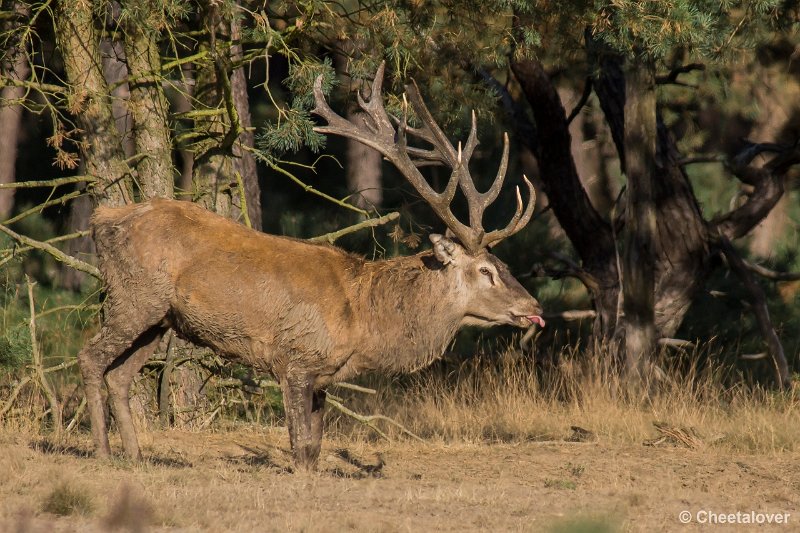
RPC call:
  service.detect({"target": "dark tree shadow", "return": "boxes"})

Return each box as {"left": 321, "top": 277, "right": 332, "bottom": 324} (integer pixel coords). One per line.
{"left": 30, "top": 439, "right": 193, "bottom": 468}
{"left": 143, "top": 454, "right": 193, "bottom": 468}
{"left": 30, "top": 439, "right": 93, "bottom": 458}
{"left": 224, "top": 444, "right": 293, "bottom": 474}
{"left": 328, "top": 449, "right": 385, "bottom": 479}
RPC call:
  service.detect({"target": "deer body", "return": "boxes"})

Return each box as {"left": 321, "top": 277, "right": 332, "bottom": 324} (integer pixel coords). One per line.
{"left": 92, "top": 198, "right": 501, "bottom": 384}
{"left": 78, "top": 63, "right": 543, "bottom": 469}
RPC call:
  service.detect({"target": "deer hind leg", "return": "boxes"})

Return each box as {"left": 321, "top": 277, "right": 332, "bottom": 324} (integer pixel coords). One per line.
{"left": 104, "top": 326, "right": 167, "bottom": 462}
{"left": 77, "top": 297, "right": 168, "bottom": 458}
{"left": 281, "top": 374, "right": 321, "bottom": 471}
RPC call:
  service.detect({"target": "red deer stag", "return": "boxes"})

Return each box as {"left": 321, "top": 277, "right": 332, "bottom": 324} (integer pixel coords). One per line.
{"left": 77, "top": 63, "right": 543, "bottom": 470}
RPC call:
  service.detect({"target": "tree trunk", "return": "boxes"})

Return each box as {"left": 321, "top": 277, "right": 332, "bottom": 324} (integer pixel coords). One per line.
{"left": 123, "top": 0, "right": 174, "bottom": 199}
{"left": 193, "top": 4, "right": 233, "bottom": 216}
{"left": 230, "top": 6, "right": 262, "bottom": 229}
{"left": 0, "top": 0, "right": 30, "bottom": 219}
{"left": 335, "top": 53, "right": 383, "bottom": 210}
{"left": 345, "top": 113, "right": 384, "bottom": 209}
{"left": 512, "top": 44, "right": 711, "bottom": 348}
{"left": 55, "top": 1, "right": 132, "bottom": 207}
{"left": 621, "top": 59, "right": 658, "bottom": 378}
{"left": 510, "top": 58, "right": 620, "bottom": 342}
{"left": 587, "top": 41, "right": 710, "bottom": 341}
{"left": 174, "top": 66, "right": 195, "bottom": 196}
{"left": 748, "top": 72, "right": 794, "bottom": 258}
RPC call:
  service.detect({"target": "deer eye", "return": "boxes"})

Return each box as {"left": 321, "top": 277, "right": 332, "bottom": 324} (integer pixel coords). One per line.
{"left": 479, "top": 267, "right": 495, "bottom": 284}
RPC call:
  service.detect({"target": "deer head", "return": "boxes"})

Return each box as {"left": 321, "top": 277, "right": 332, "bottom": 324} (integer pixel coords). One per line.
{"left": 312, "top": 62, "right": 543, "bottom": 329}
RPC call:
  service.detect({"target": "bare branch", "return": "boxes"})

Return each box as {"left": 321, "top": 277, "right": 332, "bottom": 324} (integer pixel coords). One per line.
{"left": 655, "top": 63, "right": 705, "bottom": 85}
{"left": 326, "top": 394, "right": 424, "bottom": 443}
{"left": 2, "top": 190, "right": 83, "bottom": 226}
{"left": 309, "top": 212, "right": 400, "bottom": 244}
{"left": 658, "top": 338, "right": 696, "bottom": 349}
{"left": 718, "top": 237, "right": 791, "bottom": 389}
{"left": 0, "top": 376, "right": 31, "bottom": 420}
{"left": 743, "top": 260, "right": 800, "bottom": 282}
{"left": 27, "top": 276, "right": 62, "bottom": 435}
{"left": 543, "top": 309, "right": 597, "bottom": 321}
{"left": 566, "top": 77, "right": 592, "bottom": 125}
{"left": 677, "top": 155, "right": 725, "bottom": 166}
{"left": 713, "top": 140, "right": 800, "bottom": 240}
{"left": 0, "top": 222, "right": 100, "bottom": 278}
{"left": 0, "top": 176, "right": 95, "bottom": 190}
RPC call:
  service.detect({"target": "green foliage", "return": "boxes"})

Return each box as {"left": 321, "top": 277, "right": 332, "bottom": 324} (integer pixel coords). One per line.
{"left": 117, "top": 0, "right": 192, "bottom": 31}
{"left": 286, "top": 57, "right": 337, "bottom": 110}
{"left": 588, "top": 0, "right": 784, "bottom": 61}
{"left": 0, "top": 324, "right": 31, "bottom": 371}
{"left": 257, "top": 108, "right": 326, "bottom": 156}
{"left": 256, "top": 58, "right": 335, "bottom": 158}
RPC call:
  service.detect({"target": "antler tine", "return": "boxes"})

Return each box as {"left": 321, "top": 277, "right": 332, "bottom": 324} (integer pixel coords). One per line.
{"left": 312, "top": 76, "right": 392, "bottom": 150}
{"left": 462, "top": 110, "right": 479, "bottom": 162}
{"left": 481, "top": 132, "right": 510, "bottom": 207}
{"left": 405, "top": 80, "right": 458, "bottom": 165}
{"left": 481, "top": 174, "right": 537, "bottom": 249}
{"left": 356, "top": 63, "right": 394, "bottom": 132}
{"left": 454, "top": 129, "right": 509, "bottom": 234}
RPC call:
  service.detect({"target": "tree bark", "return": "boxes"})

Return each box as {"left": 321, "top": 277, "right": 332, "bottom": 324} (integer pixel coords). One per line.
{"left": 621, "top": 59, "right": 658, "bottom": 377}
{"left": 0, "top": 0, "right": 30, "bottom": 219}
{"left": 335, "top": 50, "right": 384, "bottom": 210}
{"left": 193, "top": 3, "right": 233, "bottom": 216}
{"left": 123, "top": 0, "right": 174, "bottom": 199}
{"left": 512, "top": 43, "right": 711, "bottom": 348}
{"left": 345, "top": 113, "right": 384, "bottom": 209}
{"left": 230, "top": 6, "right": 262, "bottom": 229}
{"left": 54, "top": 1, "right": 132, "bottom": 207}
{"left": 510, "top": 58, "right": 620, "bottom": 341}
{"left": 588, "top": 47, "right": 710, "bottom": 341}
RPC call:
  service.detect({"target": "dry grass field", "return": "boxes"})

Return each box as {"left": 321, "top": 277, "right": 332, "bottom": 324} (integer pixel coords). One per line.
{"left": 2, "top": 355, "right": 799, "bottom": 532}
{"left": 1, "top": 428, "right": 798, "bottom": 532}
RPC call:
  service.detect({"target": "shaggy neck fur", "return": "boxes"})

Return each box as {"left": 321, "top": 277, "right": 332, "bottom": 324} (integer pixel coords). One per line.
{"left": 350, "top": 252, "right": 466, "bottom": 374}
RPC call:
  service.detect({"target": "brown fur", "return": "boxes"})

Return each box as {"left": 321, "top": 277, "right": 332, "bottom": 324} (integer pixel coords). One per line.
{"left": 78, "top": 198, "right": 542, "bottom": 469}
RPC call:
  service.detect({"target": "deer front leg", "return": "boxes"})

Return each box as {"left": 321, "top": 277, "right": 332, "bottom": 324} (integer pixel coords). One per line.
{"left": 281, "top": 374, "right": 321, "bottom": 471}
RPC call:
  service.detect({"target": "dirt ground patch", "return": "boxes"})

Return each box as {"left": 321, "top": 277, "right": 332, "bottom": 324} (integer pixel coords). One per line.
{"left": 1, "top": 428, "right": 798, "bottom": 532}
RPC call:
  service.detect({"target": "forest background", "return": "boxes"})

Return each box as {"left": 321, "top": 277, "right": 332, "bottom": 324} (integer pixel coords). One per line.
{"left": 1, "top": 0, "right": 800, "bottom": 442}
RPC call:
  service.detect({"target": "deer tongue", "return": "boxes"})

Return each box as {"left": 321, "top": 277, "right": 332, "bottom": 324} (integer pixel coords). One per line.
{"left": 527, "top": 315, "right": 546, "bottom": 328}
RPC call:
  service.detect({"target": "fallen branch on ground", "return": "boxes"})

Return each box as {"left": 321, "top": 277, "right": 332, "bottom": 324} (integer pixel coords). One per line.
{"left": 325, "top": 393, "right": 424, "bottom": 443}
{"left": 213, "top": 375, "right": 416, "bottom": 441}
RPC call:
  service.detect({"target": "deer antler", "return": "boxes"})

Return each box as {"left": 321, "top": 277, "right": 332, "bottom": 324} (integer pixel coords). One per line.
{"left": 312, "top": 62, "right": 535, "bottom": 253}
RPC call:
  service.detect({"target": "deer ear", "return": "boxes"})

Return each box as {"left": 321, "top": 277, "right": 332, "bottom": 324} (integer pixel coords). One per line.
{"left": 430, "top": 234, "right": 462, "bottom": 265}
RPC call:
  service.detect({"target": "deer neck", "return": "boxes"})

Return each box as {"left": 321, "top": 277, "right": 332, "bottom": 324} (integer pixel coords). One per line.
{"left": 353, "top": 253, "right": 466, "bottom": 373}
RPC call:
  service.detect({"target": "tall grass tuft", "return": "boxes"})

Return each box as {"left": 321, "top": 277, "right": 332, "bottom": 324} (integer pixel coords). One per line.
{"left": 41, "top": 481, "right": 94, "bottom": 516}
{"left": 328, "top": 342, "right": 800, "bottom": 453}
